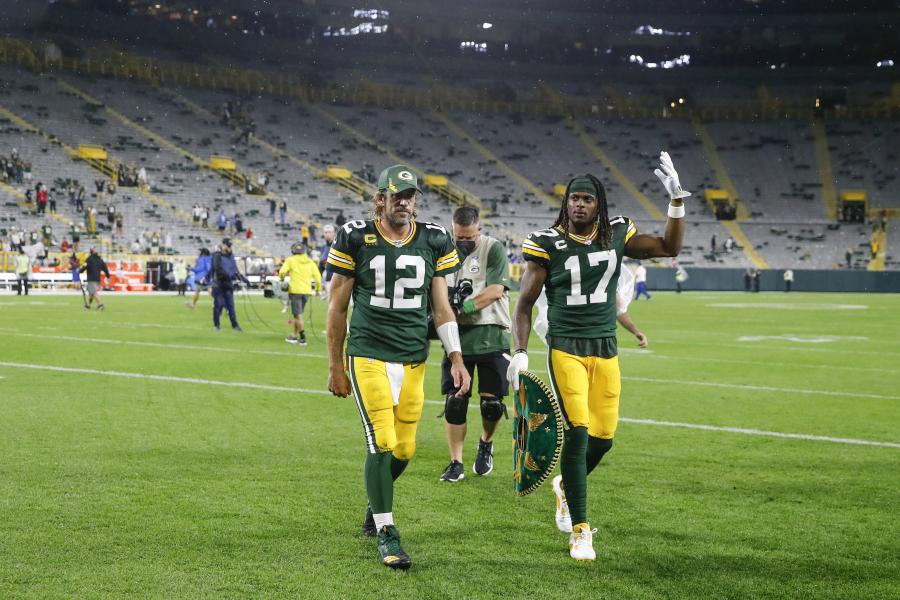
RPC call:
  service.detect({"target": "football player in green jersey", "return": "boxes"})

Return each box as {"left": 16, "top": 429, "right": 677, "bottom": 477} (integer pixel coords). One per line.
{"left": 326, "top": 164, "right": 472, "bottom": 570}
{"left": 510, "top": 152, "right": 690, "bottom": 561}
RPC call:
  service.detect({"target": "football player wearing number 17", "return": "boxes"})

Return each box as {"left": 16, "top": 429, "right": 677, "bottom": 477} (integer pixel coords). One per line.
{"left": 510, "top": 152, "right": 690, "bottom": 562}
{"left": 326, "top": 165, "right": 472, "bottom": 570}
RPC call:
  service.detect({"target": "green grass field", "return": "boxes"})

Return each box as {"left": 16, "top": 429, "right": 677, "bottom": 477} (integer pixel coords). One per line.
{"left": 1, "top": 291, "right": 898, "bottom": 599}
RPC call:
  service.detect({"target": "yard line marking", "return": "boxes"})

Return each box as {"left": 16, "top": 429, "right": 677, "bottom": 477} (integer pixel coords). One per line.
{"left": 524, "top": 369, "right": 900, "bottom": 401}
{"left": 621, "top": 376, "right": 900, "bottom": 401}
{"left": 707, "top": 303, "right": 867, "bottom": 310}
{"left": 0, "top": 330, "right": 327, "bottom": 359}
{"left": 650, "top": 353, "right": 898, "bottom": 375}
{"left": 618, "top": 418, "right": 900, "bottom": 449}
{"left": 652, "top": 339, "right": 900, "bottom": 358}
{"left": 1, "top": 361, "right": 895, "bottom": 449}
{"left": 0, "top": 361, "right": 327, "bottom": 394}
{"left": 738, "top": 335, "right": 868, "bottom": 344}
{"left": 7, "top": 328, "right": 892, "bottom": 375}
{"left": 2, "top": 332, "right": 893, "bottom": 400}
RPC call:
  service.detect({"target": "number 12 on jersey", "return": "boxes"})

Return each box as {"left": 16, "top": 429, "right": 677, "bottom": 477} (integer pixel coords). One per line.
{"left": 563, "top": 250, "right": 617, "bottom": 306}
{"left": 369, "top": 254, "right": 426, "bottom": 309}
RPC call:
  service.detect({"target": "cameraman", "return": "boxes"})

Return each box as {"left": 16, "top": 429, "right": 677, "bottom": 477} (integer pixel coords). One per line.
{"left": 206, "top": 239, "right": 249, "bottom": 332}
{"left": 439, "top": 206, "right": 511, "bottom": 482}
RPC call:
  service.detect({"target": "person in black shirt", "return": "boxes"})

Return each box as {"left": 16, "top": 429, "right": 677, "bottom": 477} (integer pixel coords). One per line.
{"left": 79, "top": 247, "right": 110, "bottom": 310}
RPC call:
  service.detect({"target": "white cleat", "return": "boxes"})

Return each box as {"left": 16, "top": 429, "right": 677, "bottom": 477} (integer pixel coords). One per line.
{"left": 569, "top": 523, "right": 597, "bottom": 562}
{"left": 552, "top": 475, "right": 572, "bottom": 533}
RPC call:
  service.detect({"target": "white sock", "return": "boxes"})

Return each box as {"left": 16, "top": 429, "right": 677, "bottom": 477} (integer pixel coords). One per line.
{"left": 373, "top": 512, "right": 394, "bottom": 531}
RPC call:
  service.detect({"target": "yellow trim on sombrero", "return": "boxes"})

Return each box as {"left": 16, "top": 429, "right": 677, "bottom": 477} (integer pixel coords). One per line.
{"left": 375, "top": 220, "right": 417, "bottom": 247}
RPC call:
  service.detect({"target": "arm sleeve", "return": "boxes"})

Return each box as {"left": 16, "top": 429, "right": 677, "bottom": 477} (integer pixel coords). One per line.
{"left": 624, "top": 218, "right": 638, "bottom": 243}
{"left": 325, "top": 226, "right": 358, "bottom": 278}
{"left": 433, "top": 230, "right": 461, "bottom": 277}
{"left": 521, "top": 232, "right": 552, "bottom": 268}
{"left": 278, "top": 260, "right": 289, "bottom": 280}
{"left": 485, "top": 241, "right": 510, "bottom": 288}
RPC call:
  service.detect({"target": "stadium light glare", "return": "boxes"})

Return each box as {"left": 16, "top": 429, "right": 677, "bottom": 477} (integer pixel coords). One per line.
{"left": 876, "top": 59, "right": 894, "bottom": 68}
{"left": 482, "top": 23, "right": 493, "bottom": 29}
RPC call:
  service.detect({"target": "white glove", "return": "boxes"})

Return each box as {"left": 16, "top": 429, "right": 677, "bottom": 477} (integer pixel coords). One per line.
{"left": 504, "top": 351, "right": 529, "bottom": 391}
{"left": 653, "top": 151, "right": 691, "bottom": 200}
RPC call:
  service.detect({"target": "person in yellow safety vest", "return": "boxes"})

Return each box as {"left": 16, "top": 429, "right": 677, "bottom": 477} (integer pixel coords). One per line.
{"left": 279, "top": 241, "right": 322, "bottom": 346}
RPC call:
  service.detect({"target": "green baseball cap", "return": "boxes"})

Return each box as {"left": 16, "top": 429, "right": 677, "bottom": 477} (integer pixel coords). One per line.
{"left": 377, "top": 164, "right": 422, "bottom": 194}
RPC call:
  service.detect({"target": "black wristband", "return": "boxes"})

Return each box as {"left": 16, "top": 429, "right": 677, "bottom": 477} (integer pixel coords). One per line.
{"left": 514, "top": 348, "right": 528, "bottom": 354}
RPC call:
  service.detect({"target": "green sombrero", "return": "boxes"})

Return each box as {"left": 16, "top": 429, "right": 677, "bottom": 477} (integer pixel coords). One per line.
{"left": 512, "top": 370, "right": 564, "bottom": 496}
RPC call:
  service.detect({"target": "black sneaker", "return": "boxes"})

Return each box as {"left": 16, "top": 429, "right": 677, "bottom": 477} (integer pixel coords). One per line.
{"left": 439, "top": 460, "right": 465, "bottom": 482}
{"left": 377, "top": 525, "right": 411, "bottom": 570}
{"left": 362, "top": 505, "right": 376, "bottom": 537}
{"left": 473, "top": 440, "right": 494, "bottom": 476}
{"left": 97, "top": 304, "right": 105, "bottom": 311}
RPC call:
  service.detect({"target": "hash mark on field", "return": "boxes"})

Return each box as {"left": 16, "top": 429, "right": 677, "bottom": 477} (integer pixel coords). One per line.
{"left": 0, "top": 361, "right": 897, "bottom": 450}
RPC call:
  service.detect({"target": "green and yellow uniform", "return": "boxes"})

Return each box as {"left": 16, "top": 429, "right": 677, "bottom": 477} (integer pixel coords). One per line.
{"left": 328, "top": 218, "right": 460, "bottom": 456}
{"left": 522, "top": 216, "right": 636, "bottom": 438}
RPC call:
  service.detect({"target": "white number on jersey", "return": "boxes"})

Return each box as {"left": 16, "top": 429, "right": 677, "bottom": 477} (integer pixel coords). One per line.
{"left": 563, "top": 250, "right": 617, "bottom": 306}
{"left": 369, "top": 254, "right": 426, "bottom": 309}
{"left": 342, "top": 220, "right": 366, "bottom": 235}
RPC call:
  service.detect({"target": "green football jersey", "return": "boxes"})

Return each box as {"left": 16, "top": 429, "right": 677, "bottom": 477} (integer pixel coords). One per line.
{"left": 327, "top": 219, "right": 461, "bottom": 363}
{"left": 522, "top": 216, "right": 637, "bottom": 348}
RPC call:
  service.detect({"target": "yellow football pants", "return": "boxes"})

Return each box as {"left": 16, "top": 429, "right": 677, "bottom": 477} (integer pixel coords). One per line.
{"left": 348, "top": 356, "right": 426, "bottom": 460}
{"left": 547, "top": 349, "right": 621, "bottom": 439}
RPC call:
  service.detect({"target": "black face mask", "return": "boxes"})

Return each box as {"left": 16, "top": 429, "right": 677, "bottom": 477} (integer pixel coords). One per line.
{"left": 456, "top": 240, "right": 476, "bottom": 257}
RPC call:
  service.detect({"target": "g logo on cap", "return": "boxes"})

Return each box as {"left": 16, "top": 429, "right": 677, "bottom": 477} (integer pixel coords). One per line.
{"left": 398, "top": 170, "right": 414, "bottom": 181}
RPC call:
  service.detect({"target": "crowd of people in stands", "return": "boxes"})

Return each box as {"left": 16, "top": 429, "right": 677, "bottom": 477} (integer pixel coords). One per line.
{"left": 0, "top": 148, "right": 31, "bottom": 184}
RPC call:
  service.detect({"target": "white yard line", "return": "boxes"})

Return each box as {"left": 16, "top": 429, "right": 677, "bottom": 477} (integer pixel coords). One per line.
{"left": 1, "top": 330, "right": 894, "bottom": 400}
{"left": 619, "top": 418, "right": 900, "bottom": 449}
{"left": 522, "top": 368, "right": 900, "bottom": 401}
{"left": 0, "top": 360, "right": 897, "bottom": 449}
{"left": 620, "top": 375, "right": 900, "bottom": 401}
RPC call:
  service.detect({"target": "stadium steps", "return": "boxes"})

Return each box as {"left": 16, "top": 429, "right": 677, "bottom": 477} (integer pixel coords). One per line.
{"left": 307, "top": 103, "right": 515, "bottom": 238}
{"left": 311, "top": 102, "right": 483, "bottom": 209}
{"left": 0, "top": 103, "right": 126, "bottom": 251}
{"left": 5, "top": 80, "right": 265, "bottom": 256}
{"left": 691, "top": 115, "right": 768, "bottom": 268}
{"left": 430, "top": 109, "right": 560, "bottom": 208}
{"left": 149, "top": 86, "right": 334, "bottom": 229}
{"left": 690, "top": 116, "right": 751, "bottom": 221}
{"left": 569, "top": 119, "right": 665, "bottom": 220}
{"left": 812, "top": 119, "right": 839, "bottom": 222}
{"left": 538, "top": 81, "right": 664, "bottom": 220}
{"left": 58, "top": 78, "right": 311, "bottom": 239}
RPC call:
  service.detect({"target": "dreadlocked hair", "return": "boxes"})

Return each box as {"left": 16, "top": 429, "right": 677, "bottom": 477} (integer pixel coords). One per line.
{"left": 553, "top": 174, "right": 612, "bottom": 248}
